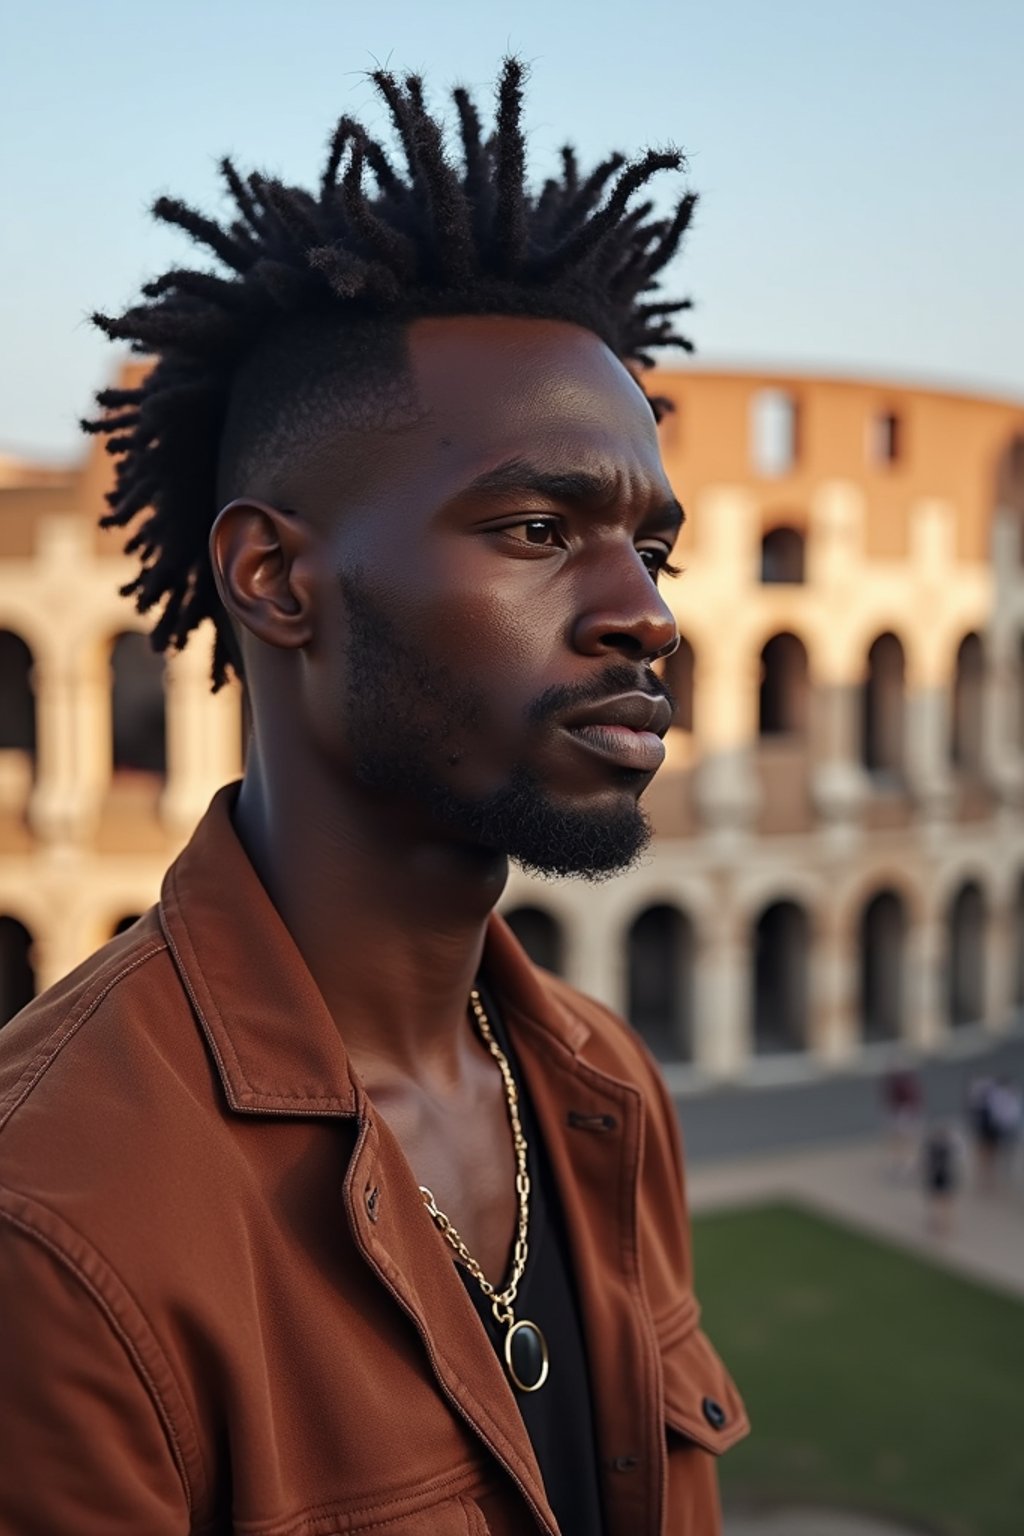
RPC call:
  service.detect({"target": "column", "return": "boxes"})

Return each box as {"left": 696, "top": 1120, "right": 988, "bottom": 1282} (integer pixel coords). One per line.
{"left": 692, "top": 488, "right": 759, "bottom": 851}
{"left": 160, "top": 626, "right": 244, "bottom": 841}
{"left": 29, "top": 643, "right": 110, "bottom": 845}
{"left": 906, "top": 907, "right": 946, "bottom": 1050}
{"left": 693, "top": 915, "right": 750, "bottom": 1078}
{"left": 693, "top": 644, "right": 759, "bottom": 851}
{"left": 563, "top": 900, "right": 621, "bottom": 1016}
{"left": 811, "top": 904, "right": 859, "bottom": 1064}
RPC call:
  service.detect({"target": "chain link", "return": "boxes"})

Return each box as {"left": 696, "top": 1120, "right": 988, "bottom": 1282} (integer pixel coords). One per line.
{"left": 419, "top": 989, "right": 530, "bottom": 1330}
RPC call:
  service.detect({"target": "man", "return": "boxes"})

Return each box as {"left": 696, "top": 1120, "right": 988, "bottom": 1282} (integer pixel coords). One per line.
{"left": 0, "top": 60, "right": 747, "bottom": 1535}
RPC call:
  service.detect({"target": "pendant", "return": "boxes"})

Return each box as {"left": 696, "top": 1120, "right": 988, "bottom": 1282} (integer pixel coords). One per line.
{"left": 504, "top": 1317, "right": 549, "bottom": 1393}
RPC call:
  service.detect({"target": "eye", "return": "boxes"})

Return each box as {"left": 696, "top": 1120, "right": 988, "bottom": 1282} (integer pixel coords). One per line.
{"left": 638, "top": 544, "right": 682, "bottom": 579}
{"left": 503, "top": 517, "right": 564, "bottom": 548}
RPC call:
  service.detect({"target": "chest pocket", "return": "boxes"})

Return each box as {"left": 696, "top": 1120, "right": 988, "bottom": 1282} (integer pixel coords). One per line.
{"left": 656, "top": 1294, "right": 750, "bottom": 1456}
{"left": 343, "top": 1495, "right": 490, "bottom": 1536}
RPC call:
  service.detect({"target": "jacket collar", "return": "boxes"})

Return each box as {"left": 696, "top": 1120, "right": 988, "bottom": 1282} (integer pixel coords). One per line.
{"left": 159, "top": 783, "right": 590, "bottom": 1117}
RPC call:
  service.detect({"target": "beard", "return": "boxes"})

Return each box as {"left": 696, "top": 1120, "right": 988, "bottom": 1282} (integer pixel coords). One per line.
{"left": 338, "top": 574, "right": 661, "bottom": 881}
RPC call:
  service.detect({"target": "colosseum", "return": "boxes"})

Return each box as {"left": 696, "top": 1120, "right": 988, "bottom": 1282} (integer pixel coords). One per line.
{"left": 2, "top": 366, "right": 1023, "bottom": 1084}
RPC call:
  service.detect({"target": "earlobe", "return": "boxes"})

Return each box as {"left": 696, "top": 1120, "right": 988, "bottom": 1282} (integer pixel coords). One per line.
{"left": 209, "top": 499, "right": 316, "bottom": 654}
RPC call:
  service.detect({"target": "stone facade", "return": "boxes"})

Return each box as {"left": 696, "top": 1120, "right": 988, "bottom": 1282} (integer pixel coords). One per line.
{"left": 2, "top": 367, "right": 1023, "bottom": 1079}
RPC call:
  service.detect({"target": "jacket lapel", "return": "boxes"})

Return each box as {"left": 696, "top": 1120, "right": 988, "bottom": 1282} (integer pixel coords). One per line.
{"left": 503, "top": 996, "right": 665, "bottom": 1536}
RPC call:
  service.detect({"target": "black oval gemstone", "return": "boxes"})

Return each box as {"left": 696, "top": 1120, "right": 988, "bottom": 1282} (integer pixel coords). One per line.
{"left": 506, "top": 1319, "right": 549, "bottom": 1392}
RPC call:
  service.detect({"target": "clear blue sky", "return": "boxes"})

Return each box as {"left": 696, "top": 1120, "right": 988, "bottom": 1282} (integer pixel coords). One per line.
{"left": 2, "top": 0, "right": 1021, "bottom": 459}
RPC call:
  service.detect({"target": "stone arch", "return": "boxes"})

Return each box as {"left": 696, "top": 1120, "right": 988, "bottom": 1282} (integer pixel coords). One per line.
{"left": 862, "top": 632, "right": 906, "bottom": 778}
{"left": 626, "top": 903, "right": 695, "bottom": 1061}
{"left": 752, "top": 899, "right": 810, "bottom": 1053}
{"left": 948, "top": 880, "right": 986, "bottom": 1026}
{"left": 110, "top": 631, "right": 167, "bottom": 778}
{"left": 760, "top": 526, "right": 805, "bottom": 584}
{"left": 839, "top": 864, "right": 926, "bottom": 935}
{"left": 502, "top": 905, "right": 564, "bottom": 975}
{"left": 0, "top": 915, "right": 35, "bottom": 1027}
{"left": 950, "top": 632, "right": 985, "bottom": 773}
{"left": 859, "top": 889, "right": 907, "bottom": 1042}
{"left": 759, "top": 632, "right": 809, "bottom": 736}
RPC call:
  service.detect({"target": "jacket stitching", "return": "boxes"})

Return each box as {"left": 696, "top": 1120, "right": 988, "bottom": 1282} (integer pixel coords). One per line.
{"left": 233, "top": 1466, "right": 484, "bottom": 1536}
{"left": 0, "top": 943, "right": 167, "bottom": 1134}
{"left": 652, "top": 1293, "right": 701, "bottom": 1347}
{"left": 0, "top": 1202, "right": 198, "bottom": 1522}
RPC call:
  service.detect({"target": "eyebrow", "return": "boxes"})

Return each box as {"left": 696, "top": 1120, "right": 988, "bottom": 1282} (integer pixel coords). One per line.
{"left": 461, "top": 456, "right": 686, "bottom": 531}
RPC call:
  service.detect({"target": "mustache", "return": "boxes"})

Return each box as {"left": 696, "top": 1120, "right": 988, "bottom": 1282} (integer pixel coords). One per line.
{"left": 527, "top": 662, "right": 675, "bottom": 725}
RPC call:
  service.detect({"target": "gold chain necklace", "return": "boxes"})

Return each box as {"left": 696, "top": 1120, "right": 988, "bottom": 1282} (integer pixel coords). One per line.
{"left": 419, "top": 988, "right": 550, "bottom": 1393}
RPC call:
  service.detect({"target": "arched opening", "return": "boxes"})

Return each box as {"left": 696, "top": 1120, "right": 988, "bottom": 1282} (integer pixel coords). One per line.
{"left": 662, "top": 637, "right": 694, "bottom": 733}
{"left": 111, "top": 632, "right": 166, "bottom": 778}
{"left": 759, "top": 633, "right": 809, "bottom": 736}
{"left": 868, "top": 411, "right": 902, "bottom": 467}
{"left": 0, "top": 916, "right": 34, "bottom": 1027}
{"left": 862, "top": 633, "right": 905, "bottom": 778}
{"left": 0, "top": 630, "right": 35, "bottom": 756}
{"left": 503, "top": 906, "right": 564, "bottom": 975}
{"left": 950, "top": 633, "right": 984, "bottom": 774}
{"left": 859, "top": 890, "right": 906, "bottom": 1042}
{"left": 111, "top": 914, "right": 142, "bottom": 938}
{"left": 948, "top": 881, "right": 986, "bottom": 1027}
{"left": 627, "top": 904, "right": 694, "bottom": 1061}
{"left": 753, "top": 900, "right": 809, "bottom": 1054}
{"left": 760, "top": 527, "right": 805, "bottom": 584}
{"left": 0, "top": 631, "right": 36, "bottom": 811}
{"left": 751, "top": 389, "right": 799, "bottom": 476}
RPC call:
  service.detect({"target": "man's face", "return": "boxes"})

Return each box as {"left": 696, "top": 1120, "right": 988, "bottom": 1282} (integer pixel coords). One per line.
{"left": 291, "top": 316, "right": 681, "bottom": 879}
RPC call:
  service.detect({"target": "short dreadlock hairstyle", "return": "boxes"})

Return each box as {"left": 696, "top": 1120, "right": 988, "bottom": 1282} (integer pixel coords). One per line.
{"left": 85, "top": 58, "right": 697, "bottom": 689}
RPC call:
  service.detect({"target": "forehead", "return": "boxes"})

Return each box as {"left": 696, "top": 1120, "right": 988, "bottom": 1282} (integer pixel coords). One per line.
{"left": 401, "top": 314, "right": 667, "bottom": 490}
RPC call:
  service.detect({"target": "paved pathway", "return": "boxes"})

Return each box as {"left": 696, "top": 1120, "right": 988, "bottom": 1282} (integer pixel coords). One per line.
{"left": 688, "top": 1134, "right": 1024, "bottom": 1300}
{"left": 726, "top": 1512, "right": 930, "bottom": 1536}
{"left": 672, "top": 1028, "right": 1024, "bottom": 1164}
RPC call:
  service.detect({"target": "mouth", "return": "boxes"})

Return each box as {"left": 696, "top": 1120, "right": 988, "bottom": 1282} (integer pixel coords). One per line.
{"left": 563, "top": 722, "right": 667, "bottom": 773}
{"left": 559, "top": 691, "right": 672, "bottom": 774}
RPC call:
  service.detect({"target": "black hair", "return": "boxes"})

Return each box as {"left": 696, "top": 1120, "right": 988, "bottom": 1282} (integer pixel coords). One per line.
{"left": 84, "top": 58, "right": 697, "bottom": 688}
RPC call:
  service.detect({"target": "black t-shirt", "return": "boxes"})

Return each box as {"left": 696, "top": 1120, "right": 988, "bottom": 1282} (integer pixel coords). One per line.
{"left": 455, "top": 991, "right": 606, "bottom": 1536}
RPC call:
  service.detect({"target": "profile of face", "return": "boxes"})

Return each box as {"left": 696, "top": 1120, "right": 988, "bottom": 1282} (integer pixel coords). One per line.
{"left": 222, "top": 316, "right": 682, "bottom": 880}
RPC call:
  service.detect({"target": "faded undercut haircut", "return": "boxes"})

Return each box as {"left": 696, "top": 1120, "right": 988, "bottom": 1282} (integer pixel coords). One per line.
{"left": 84, "top": 58, "right": 697, "bottom": 687}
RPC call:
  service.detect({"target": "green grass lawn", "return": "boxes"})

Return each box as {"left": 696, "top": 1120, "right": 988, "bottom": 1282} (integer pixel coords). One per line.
{"left": 692, "top": 1203, "right": 1024, "bottom": 1536}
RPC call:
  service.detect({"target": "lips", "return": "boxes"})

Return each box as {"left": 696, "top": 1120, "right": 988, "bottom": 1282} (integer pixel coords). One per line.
{"left": 560, "top": 691, "right": 672, "bottom": 773}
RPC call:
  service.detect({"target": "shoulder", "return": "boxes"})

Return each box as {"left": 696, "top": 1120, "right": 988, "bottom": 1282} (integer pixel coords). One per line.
{"left": 0, "top": 909, "right": 217, "bottom": 1245}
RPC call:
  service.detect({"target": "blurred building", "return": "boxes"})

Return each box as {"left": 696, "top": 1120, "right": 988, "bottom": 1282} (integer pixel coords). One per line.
{"left": 2, "top": 367, "right": 1024, "bottom": 1081}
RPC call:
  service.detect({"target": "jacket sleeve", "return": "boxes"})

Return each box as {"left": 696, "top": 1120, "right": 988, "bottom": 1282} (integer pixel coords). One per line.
{"left": 0, "top": 1212, "right": 193, "bottom": 1536}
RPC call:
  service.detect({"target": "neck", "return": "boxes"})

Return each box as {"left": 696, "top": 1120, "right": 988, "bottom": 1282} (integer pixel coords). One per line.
{"left": 233, "top": 746, "right": 509, "bottom": 1082}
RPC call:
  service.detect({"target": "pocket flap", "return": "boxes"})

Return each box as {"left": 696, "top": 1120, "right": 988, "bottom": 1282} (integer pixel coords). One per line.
{"left": 660, "top": 1313, "right": 750, "bottom": 1456}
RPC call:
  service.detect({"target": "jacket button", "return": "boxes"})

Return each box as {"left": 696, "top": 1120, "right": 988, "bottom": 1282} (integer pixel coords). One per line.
{"left": 365, "top": 1185, "right": 381, "bottom": 1222}
{"left": 702, "top": 1396, "right": 727, "bottom": 1430}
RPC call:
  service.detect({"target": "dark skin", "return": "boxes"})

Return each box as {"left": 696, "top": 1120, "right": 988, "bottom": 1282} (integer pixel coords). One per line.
{"left": 210, "top": 315, "right": 681, "bottom": 1284}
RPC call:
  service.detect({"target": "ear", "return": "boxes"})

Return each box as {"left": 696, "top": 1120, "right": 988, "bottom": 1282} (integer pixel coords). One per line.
{"left": 209, "top": 499, "right": 317, "bottom": 654}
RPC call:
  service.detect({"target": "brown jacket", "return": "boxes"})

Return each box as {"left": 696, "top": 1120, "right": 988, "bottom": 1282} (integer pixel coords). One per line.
{"left": 0, "top": 786, "right": 747, "bottom": 1536}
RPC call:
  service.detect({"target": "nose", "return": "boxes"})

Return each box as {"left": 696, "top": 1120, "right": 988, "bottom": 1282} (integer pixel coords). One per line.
{"left": 572, "top": 549, "right": 679, "bottom": 663}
